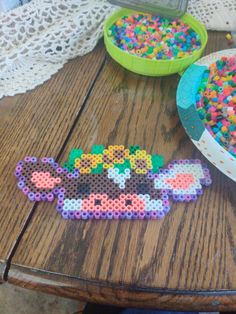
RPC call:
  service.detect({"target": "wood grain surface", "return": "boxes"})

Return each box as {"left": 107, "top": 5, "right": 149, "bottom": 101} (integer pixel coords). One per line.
{"left": 8, "top": 266, "right": 236, "bottom": 312}
{"left": 4, "top": 32, "right": 236, "bottom": 311}
{"left": 0, "top": 45, "right": 105, "bottom": 281}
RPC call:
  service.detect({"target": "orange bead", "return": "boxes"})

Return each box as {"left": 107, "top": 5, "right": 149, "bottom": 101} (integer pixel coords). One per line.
{"left": 221, "top": 126, "right": 227, "bottom": 133}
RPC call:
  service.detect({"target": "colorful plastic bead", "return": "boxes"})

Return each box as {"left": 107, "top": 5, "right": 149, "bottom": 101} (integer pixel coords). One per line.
{"left": 108, "top": 13, "right": 201, "bottom": 60}
{"left": 196, "top": 56, "right": 236, "bottom": 158}
{"left": 15, "top": 146, "right": 211, "bottom": 220}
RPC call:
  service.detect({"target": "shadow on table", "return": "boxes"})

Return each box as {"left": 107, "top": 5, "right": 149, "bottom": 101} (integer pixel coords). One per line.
{"left": 83, "top": 304, "right": 198, "bottom": 314}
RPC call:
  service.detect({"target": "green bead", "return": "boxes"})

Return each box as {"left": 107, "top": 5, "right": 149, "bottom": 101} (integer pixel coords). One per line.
{"left": 129, "top": 145, "right": 140, "bottom": 154}
{"left": 63, "top": 162, "right": 74, "bottom": 172}
{"left": 203, "top": 97, "right": 209, "bottom": 105}
{"left": 147, "top": 47, "right": 154, "bottom": 54}
{"left": 206, "top": 113, "right": 211, "bottom": 121}
{"left": 115, "top": 160, "right": 131, "bottom": 173}
{"left": 68, "top": 148, "right": 83, "bottom": 163}
{"left": 123, "top": 159, "right": 131, "bottom": 169}
{"left": 91, "top": 145, "right": 104, "bottom": 154}
{"left": 68, "top": 165, "right": 75, "bottom": 173}
{"left": 152, "top": 166, "right": 160, "bottom": 174}
{"left": 229, "top": 80, "right": 236, "bottom": 87}
{"left": 152, "top": 154, "right": 164, "bottom": 168}
{"left": 91, "top": 164, "right": 103, "bottom": 174}
{"left": 63, "top": 162, "right": 69, "bottom": 169}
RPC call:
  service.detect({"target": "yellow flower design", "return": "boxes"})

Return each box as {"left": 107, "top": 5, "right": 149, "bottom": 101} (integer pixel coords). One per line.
{"left": 129, "top": 150, "right": 152, "bottom": 174}
{"left": 103, "top": 145, "right": 130, "bottom": 168}
{"left": 75, "top": 154, "right": 102, "bottom": 174}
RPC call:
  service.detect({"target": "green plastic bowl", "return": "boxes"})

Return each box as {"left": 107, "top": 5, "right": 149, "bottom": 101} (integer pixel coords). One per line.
{"left": 104, "top": 9, "right": 208, "bottom": 76}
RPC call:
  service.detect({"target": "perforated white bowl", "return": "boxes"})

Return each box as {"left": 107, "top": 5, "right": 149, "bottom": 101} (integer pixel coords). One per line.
{"left": 177, "top": 49, "right": 236, "bottom": 182}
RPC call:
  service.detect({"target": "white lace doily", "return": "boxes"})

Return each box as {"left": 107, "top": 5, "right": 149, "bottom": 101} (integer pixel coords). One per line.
{"left": 0, "top": 0, "right": 116, "bottom": 99}
{"left": 0, "top": 0, "right": 236, "bottom": 99}
{"left": 188, "top": 0, "right": 236, "bottom": 31}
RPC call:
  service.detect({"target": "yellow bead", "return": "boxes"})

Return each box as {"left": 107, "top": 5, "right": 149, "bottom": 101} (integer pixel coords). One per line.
{"left": 221, "top": 126, "right": 227, "bottom": 132}
{"left": 229, "top": 116, "right": 236, "bottom": 123}
{"left": 140, "top": 169, "right": 147, "bottom": 174}
{"left": 116, "top": 20, "right": 123, "bottom": 27}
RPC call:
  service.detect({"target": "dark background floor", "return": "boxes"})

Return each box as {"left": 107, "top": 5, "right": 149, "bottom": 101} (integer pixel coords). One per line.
{"left": 0, "top": 283, "right": 223, "bottom": 314}
{"left": 0, "top": 283, "right": 83, "bottom": 314}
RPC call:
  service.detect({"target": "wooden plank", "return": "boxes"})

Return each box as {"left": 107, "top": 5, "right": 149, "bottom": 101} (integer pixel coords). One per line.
{"left": 0, "top": 45, "right": 106, "bottom": 280}
{"left": 8, "top": 266, "right": 236, "bottom": 312}
{"left": 8, "top": 32, "right": 236, "bottom": 310}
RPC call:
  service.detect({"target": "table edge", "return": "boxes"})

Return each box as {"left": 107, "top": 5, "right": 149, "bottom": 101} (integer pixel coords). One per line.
{"left": 0, "top": 260, "right": 7, "bottom": 282}
{"left": 8, "top": 264, "right": 236, "bottom": 311}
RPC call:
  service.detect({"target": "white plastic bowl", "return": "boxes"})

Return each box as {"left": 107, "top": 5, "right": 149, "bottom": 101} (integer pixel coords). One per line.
{"left": 177, "top": 49, "right": 236, "bottom": 182}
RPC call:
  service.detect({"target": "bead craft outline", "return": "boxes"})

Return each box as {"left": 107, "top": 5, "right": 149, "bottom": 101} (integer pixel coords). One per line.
{"left": 15, "top": 145, "right": 211, "bottom": 220}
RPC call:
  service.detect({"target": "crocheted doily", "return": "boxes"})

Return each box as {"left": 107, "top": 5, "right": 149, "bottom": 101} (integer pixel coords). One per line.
{"left": 188, "top": 0, "right": 236, "bottom": 31}
{"left": 0, "top": 0, "right": 235, "bottom": 99}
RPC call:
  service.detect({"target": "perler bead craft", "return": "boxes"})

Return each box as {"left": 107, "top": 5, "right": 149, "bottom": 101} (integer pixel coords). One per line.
{"left": 15, "top": 145, "right": 212, "bottom": 220}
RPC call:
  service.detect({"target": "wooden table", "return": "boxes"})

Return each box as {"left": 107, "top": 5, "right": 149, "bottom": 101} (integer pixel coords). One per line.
{"left": 0, "top": 32, "right": 235, "bottom": 312}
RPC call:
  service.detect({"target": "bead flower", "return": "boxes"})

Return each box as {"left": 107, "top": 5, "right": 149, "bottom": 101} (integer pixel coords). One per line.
{"left": 129, "top": 150, "right": 152, "bottom": 174}
{"left": 103, "top": 145, "right": 130, "bottom": 165}
{"left": 74, "top": 154, "right": 102, "bottom": 174}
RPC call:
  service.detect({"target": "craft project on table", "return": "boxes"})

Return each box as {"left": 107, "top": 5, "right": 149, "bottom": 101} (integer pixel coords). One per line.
{"left": 15, "top": 145, "right": 211, "bottom": 220}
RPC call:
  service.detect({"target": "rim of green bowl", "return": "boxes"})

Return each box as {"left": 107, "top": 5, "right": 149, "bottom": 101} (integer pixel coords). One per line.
{"left": 104, "top": 9, "right": 208, "bottom": 64}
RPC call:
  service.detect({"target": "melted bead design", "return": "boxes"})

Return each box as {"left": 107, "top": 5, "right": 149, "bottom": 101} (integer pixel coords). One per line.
{"left": 31, "top": 171, "right": 61, "bottom": 189}
{"left": 63, "top": 145, "right": 164, "bottom": 175}
{"left": 15, "top": 146, "right": 211, "bottom": 220}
